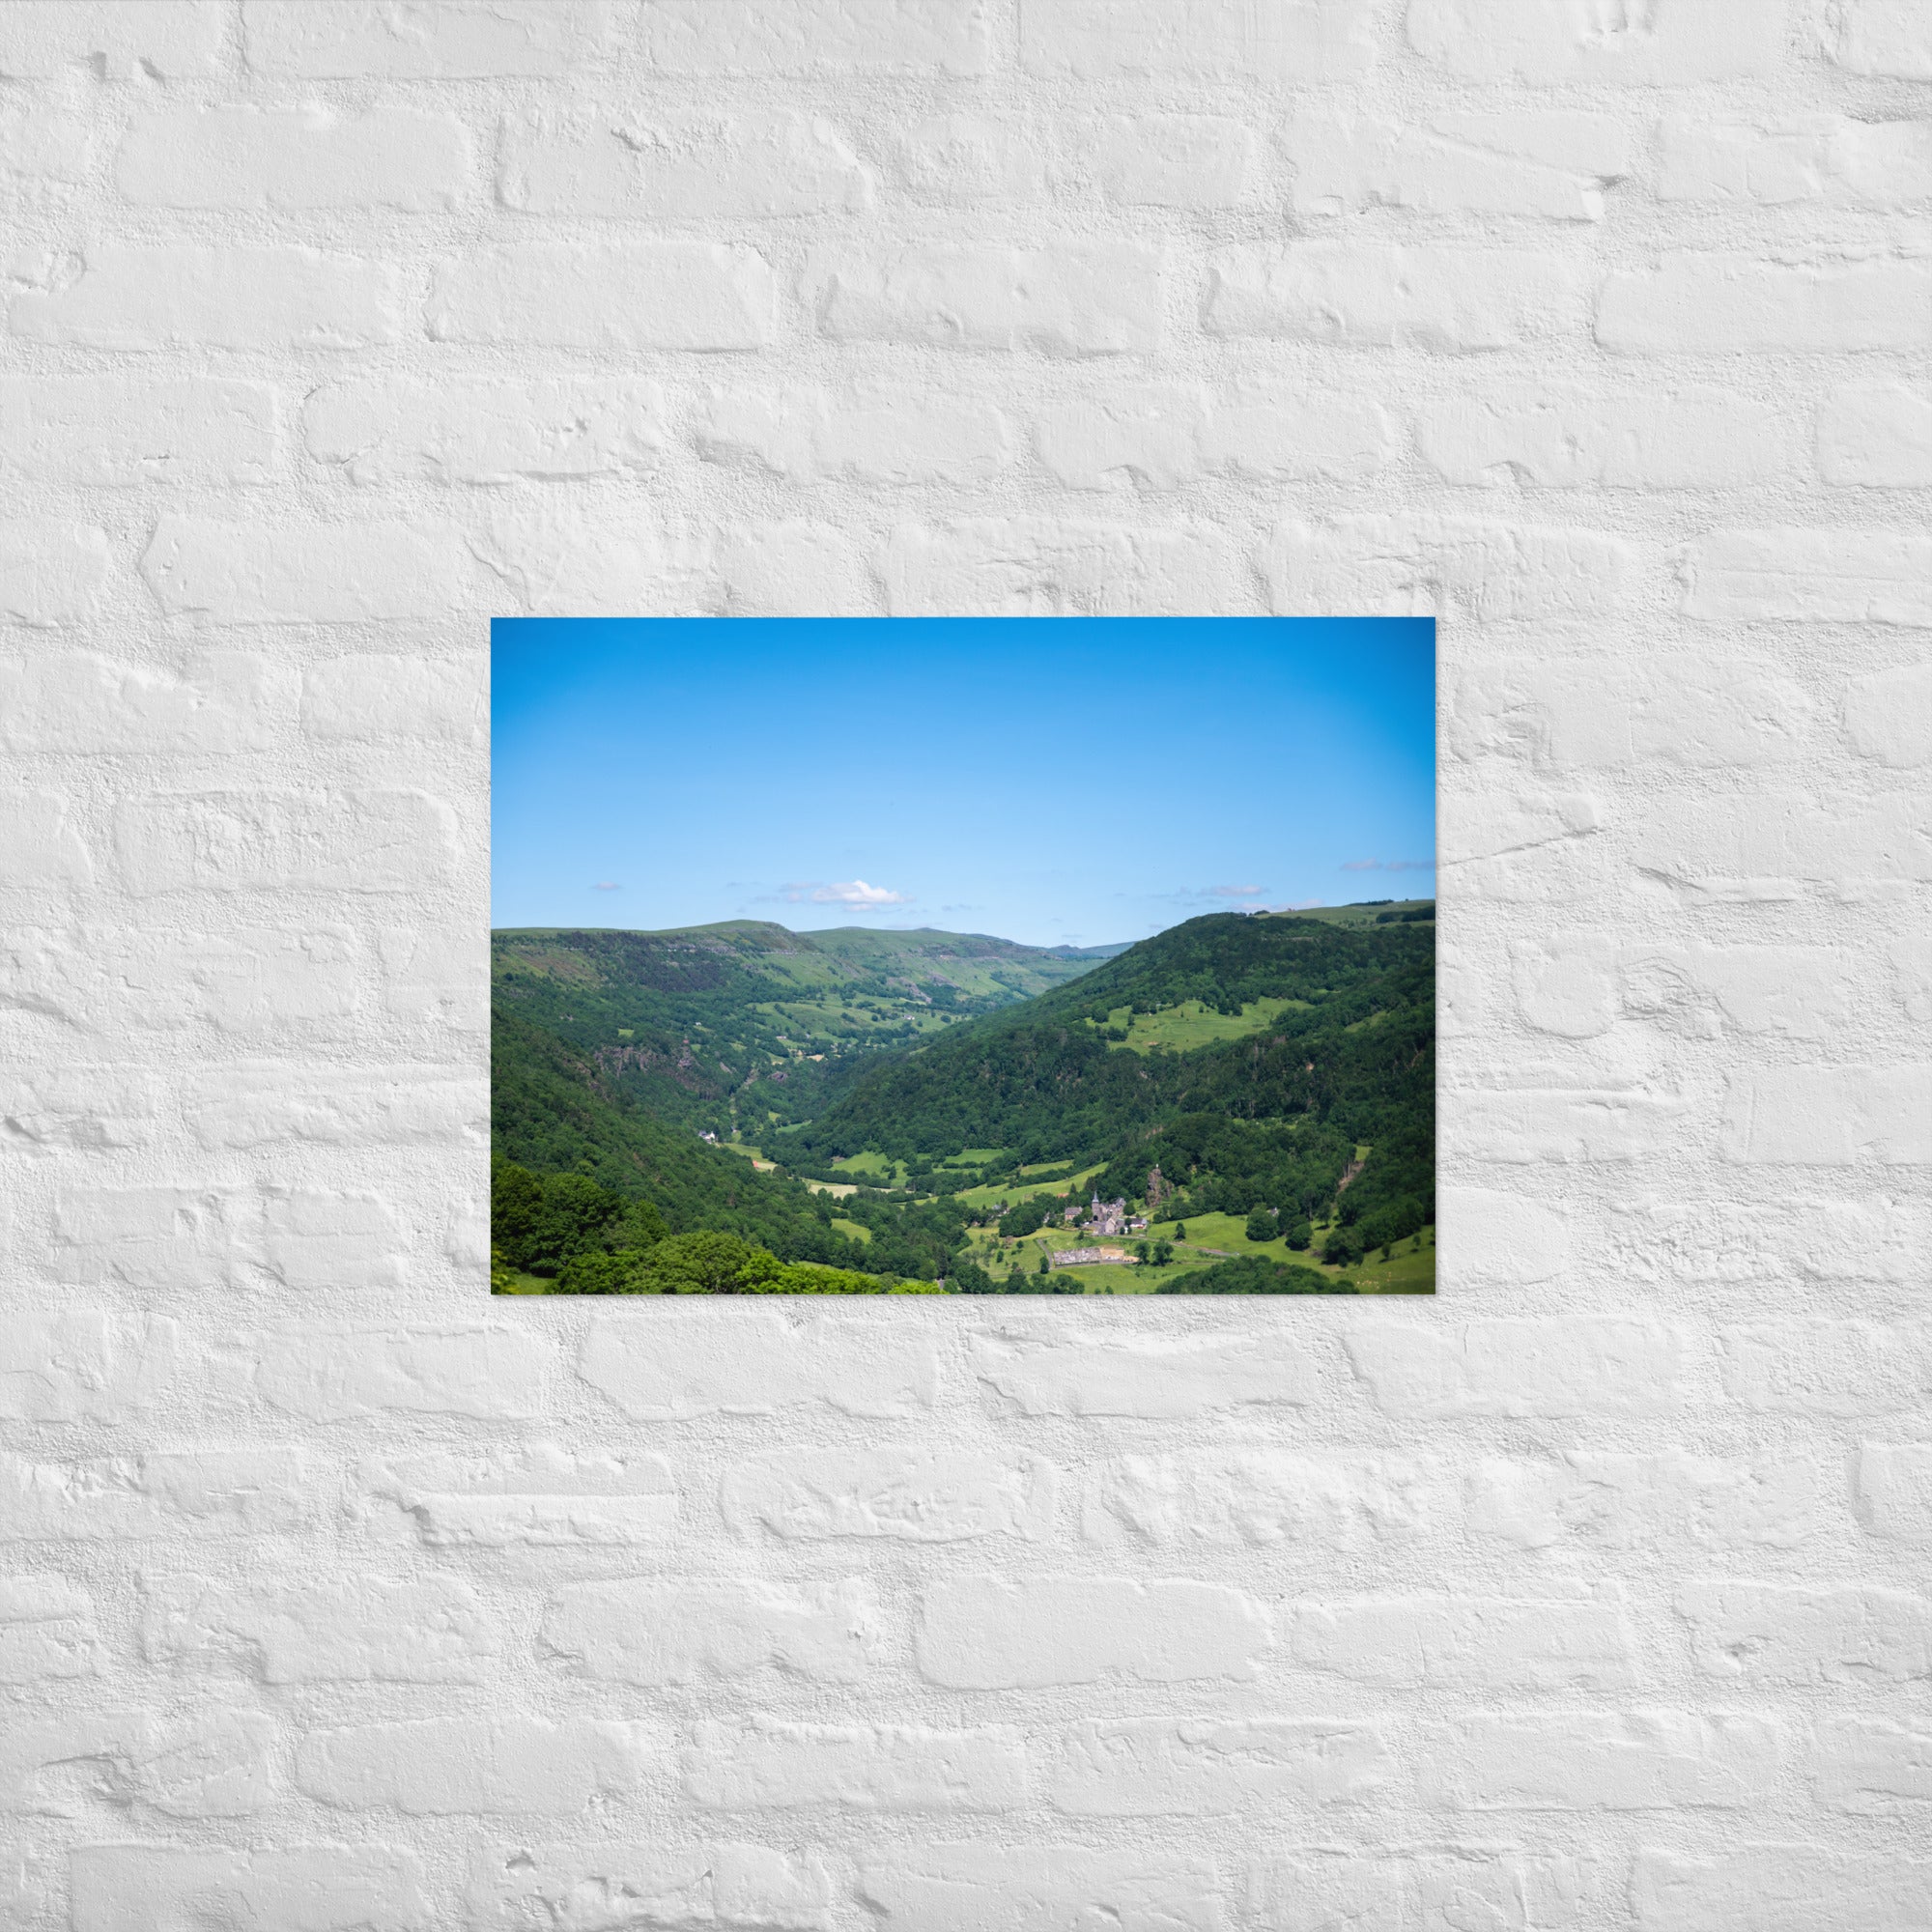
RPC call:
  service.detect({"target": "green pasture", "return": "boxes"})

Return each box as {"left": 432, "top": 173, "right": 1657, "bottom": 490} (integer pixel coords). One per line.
{"left": 953, "top": 1162, "right": 1106, "bottom": 1211}
{"left": 831, "top": 1217, "right": 871, "bottom": 1245}
{"left": 1089, "top": 997, "right": 1310, "bottom": 1055}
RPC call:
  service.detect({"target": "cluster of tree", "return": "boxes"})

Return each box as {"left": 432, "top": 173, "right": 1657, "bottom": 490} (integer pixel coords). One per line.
{"left": 1156, "top": 1255, "right": 1363, "bottom": 1293}
{"left": 493, "top": 1217, "right": 944, "bottom": 1295}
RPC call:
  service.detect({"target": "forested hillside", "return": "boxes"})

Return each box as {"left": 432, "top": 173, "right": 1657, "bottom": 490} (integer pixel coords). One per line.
{"left": 793, "top": 909, "right": 1434, "bottom": 1247}
{"left": 492, "top": 907, "right": 1433, "bottom": 1293}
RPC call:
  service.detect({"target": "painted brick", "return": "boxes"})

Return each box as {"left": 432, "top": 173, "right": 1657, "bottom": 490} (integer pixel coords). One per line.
{"left": 1036, "top": 387, "right": 1390, "bottom": 490}
{"left": 1207, "top": 244, "right": 1587, "bottom": 351}
{"left": 640, "top": 0, "right": 991, "bottom": 74}
{"left": 706, "top": 521, "right": 873, "bottom": 616}
{"left": 1290, "top": 1594, "right": 1636, "bottom": 1689}
{"left": 894, "top": 112, "right": 1045, "bottom": 203}
{"left": 10, "top": 245, "right": 402, "bottom": 352}
{"left": 1469, "top": 1451, "right": 1831, "bottom": 1551}
{"left": 1263, "top": 516, "right": 1631, "bottom": 624}
{"left": 1019, "top": 0, "right": 1375, "bottom": 80}
{"left": 1720, "top": 1321, "right": 1932, "bottom": 1414}
{"left": 917, "top": 1577, "right": 1269, "bottom": 1686}
{"left": 0, "top": 521, "right": 111, "bottom": 626}
{"left": 1814, "top": 1718, "right": 1932, "bottom": 1812}
{"left": 1827, "top": 0, "right": 1932, "bottom": 78}
{"left": 115, "top": 790, "right": 460, "bottom": 895}
{"left": 1087, "top": 114, "right": 1256, "bottom": 207}
{"left": 1656, "top": 114, "right": 1932, "bottom": 210}
{"left": 141, "top": 516, "right": 485, "bottom": 624}
{"left": 580, "top": 1308, "right": 937, "bottom": 1417}
{"left": 377, "top": 926, "right": 486, "bottom": 1031}
{"left": 503, "top": 109, "right": 870, "bottom": 219}
{"left": 809, "top": 246, "right": 1161, "bottom": 355}
{"left": 972, "top": 1324, "right": 1317, "bottom": 1416}
{"left": 1408, "top": 0, "right": 1785, "bottom": 83}
{"left": 0, "top": 1449, "right": 309, "bottom": 1542}
{"left": 143, "top": 1576, "right": 497, "bottom": 1683}
{"left": 0, "top": 790, "right": 93, "bottom": 886}
{"left": 858, "top": 1846, "right": 1222, "bottom": 1931}
{"left": 1678, "top": 1582, "right": 1932, "bottom": 1684}
{"left": 1422, "top": 1713, "right": 1781, "bottom": 1811}
{"left": 467, "top": 1843, "right": 833, "bottom": 1931}
{"left": 1682, "top": 528, "right": 1932, "bottom": 626}
{"left": 242, "top": 0, "right": 613, "bottom": 76}
{"left": 229, "top": 1322, "right": 546, "bottom": 1418}
{"left": 0, "top": 99, "right": 90, "bottom": 182}
{"left": 1348, "top": 1319, "right": 1688, "bottom": 1417}
{"left": 1630, "top": 795, "right": 1932, "bottom": 903}
{"left": 1249, "top": 1850, "right": 1595, "bottom": 1931}
{"left": 1600, "top": 256, "right": 1932, "bottom": 355}
{"left": 0, "top": 651, "right": 283, "bottom": 755}
{"left": 50, "top": 1186, "right": 259, "bottom": 1290}
{"left": 724, "top": 1447, "right": 1054, "bottom": 1542}
{"left": 1721, "top": 1065, "right": 1932, "bottom": 1164}
{"left": 1046, "top": 1717, "right": 1390, "bottom": 1815}
{"left": 1083, "top": 1451, "right": 1435, "bottom": 1548}
{"left": 1860, "top": 1442, "right": 1932, "bottom": 1542}
{"left": 307, "top": 377, "right": 663, "bottom": 487}
{"left": 1288, "top": 108, "right": 1631, "bottom": 220}
{"left": 683, "top": 1719, "right": 1025, "bottom": 1811}
{"left": 302, "top": 656, "right": 484, "bottom": 745}
{"left": 0, "top": 2, "right": 224, "bottom": 78}
{"left": 71, "top": 1845, "right": 426, "bottom": 1932}
{"left": 881, "top": 520, "right": 1236, "bottom": 616}
{"left": 363, "top": 1445, "right": 679, "bottom": 1548}
{"left": 0, "top": 1576, "right": 98, "bottom": 1683}
{"left": 1822, "top": 384, "right": 1932, "bottom": 487}
{"left": 1615, "top": 1198, "right": 1930, "bottom": 1287}
{"left": 0, "top": 378, "right": 277, "bottom": 487}
{"left": 699, "top": 385, "right": 1012, "bottom": 486}
{"left": 0, "top": 1312, "right": 178, "bottom": 1422}
{"left": 1, "top": 1709, "right": 276, "bottom": 1816}
{"left": 545, "top": 1578, "right": 881, "bottom": 1686}
{"left": 298, "top": 1716, "right": 653, "bottom": 1814}
{"left": 1633, "top": 1847, "right": 1932, "bottom": 1932}
{"left": 1416, "top": 385, "right": 1783, "bottom": 489}
{"left": 428, "top": 244, "right": 775, "bottom": 351}
{"left": 116, "top": 106, "right": 471, "bottom": 211}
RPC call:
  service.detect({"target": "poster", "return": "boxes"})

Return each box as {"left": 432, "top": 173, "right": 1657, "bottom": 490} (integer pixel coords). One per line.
{"left": 491, "top": 618, "right": 1435, "bottom": 1295}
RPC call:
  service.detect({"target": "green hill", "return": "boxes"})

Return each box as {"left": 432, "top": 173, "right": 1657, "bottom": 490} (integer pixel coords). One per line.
{"left": 492, "top": 921, "right": 1123, "bottom": 1142}
{"left": 791, "top": 908, "right": 1435, "bottom": 1269}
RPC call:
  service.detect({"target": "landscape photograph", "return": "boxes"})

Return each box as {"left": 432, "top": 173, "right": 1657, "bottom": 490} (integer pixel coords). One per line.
{"left": 492, "top": 617, "right": 1435, "bottom": 1296}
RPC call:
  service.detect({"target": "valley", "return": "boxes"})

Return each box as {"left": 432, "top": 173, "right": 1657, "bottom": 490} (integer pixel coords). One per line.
{"left": 492, "top": 903, "right": 1435, "bottom": 1293}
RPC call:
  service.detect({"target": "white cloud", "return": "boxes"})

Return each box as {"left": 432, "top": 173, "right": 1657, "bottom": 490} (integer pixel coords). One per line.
{"left": 1342, "top": 858, "right": 1435, "bottom": 872}
{"left": 590, "top": 881, "right": 620, "bottom": 891}
{"left": 782, "top": 878, "right": 911, "bottom": 911}
{"left": 1209, "top": 883, "right": 1264, "bottom": 897}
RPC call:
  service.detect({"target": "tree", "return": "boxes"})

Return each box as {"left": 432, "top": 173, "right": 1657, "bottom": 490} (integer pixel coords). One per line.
{"left": 636, "top": 1230, "right": 768, "bottom": 1293}
{"left": 1037, "top": 1251, "right": 1050, "bottom": 1275}
{"left": 1152, "top": 1239, "right": 1173, "bottom": 1265}
{"left": 1322, "top": 1224, "right": 1364, "bottom": 1267}
{"left": 1134, "top": 1240, "right": 1150, "bottom": 1265}
{"left": 1244, "top": 1205, "right": 1276, "bottom": 1242}
{"left": 1285, "top": 1218, "right": 1312, "bottom": 1251}
{"left": 1174, "top": 1221, "right": 1187, "bottom": 1241}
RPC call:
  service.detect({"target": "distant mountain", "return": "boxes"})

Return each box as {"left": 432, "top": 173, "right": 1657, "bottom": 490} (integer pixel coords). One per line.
{"left": 491, "top": 921, "right": 1122, "bottom": 1141}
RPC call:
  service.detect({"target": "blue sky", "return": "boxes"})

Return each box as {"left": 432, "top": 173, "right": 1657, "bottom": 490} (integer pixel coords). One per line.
{"left": 492, "top": 617, "right": 1435, "bottom": 950}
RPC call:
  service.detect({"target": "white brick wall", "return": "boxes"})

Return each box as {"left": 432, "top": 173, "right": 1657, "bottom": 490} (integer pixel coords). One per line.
{"left": 1, "top": 1, "right": 1927, "bottom": 1924}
